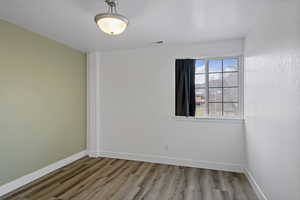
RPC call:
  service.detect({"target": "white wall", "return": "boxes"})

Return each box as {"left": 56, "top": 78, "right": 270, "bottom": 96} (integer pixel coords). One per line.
{"left": 95, "top": 39, "right": 246, "bottom": 171}
{"left": 244, "top": 1, "right": 300, "bottom": 199}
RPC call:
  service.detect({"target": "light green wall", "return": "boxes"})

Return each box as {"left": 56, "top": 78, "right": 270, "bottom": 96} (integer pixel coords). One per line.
{"left": 0, "top": 19, "right": 86, "bottom": 185}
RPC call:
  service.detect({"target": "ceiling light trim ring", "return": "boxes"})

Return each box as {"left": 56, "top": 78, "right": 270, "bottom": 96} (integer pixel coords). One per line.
{"left": 94, "top": 13, "right": 129, "bottom": 25}
{"left": 94, "top": 0, "right": 129, "bottom": 35}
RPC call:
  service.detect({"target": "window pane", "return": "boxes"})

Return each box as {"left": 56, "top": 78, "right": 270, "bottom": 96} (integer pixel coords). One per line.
{"left": 195, "top": 74, "right": 206, "bottom": 88}
{"left": 209, "top": 88, "right": 222, "bottom": 102}
{"left": 196, "top": 89, "right": 206, "bottom": 116}
{"left": 195, "top": 60, "right": 205, "bottom": 73}
{"left": 223, "top": 58, "right": 238, "bottom": 72}
{"left": 209, "top": 73, "right": 222, "bottom": 87}
{"left": 196, "top": 103, "right": 206, "bottom": 116}
{"left": 224, "top": 103, "right": 239, "bottom": 116}
{"left": 224, "top": 88, "right": 238, "bottom": 102}
{"left": 209, "top": 103, "right": 222, "bottom": 116}
{"left": 209, "top": 60, "right": 222, "bottom": 72}
{"left": 223, "top": 72, "right": 238, "bottom": 87}
{"left": 196, "top": 89, "right": 206, "bottom": 101}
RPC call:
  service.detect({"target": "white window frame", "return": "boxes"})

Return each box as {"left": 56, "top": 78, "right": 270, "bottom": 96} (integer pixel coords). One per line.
{"left": 174, "top": 55, "right": 244, "bottom": 122}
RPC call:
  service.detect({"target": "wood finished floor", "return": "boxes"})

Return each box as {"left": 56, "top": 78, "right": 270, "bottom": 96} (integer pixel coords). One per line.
{"left": 3, "top": 157, "right": 258, "bottom": 200}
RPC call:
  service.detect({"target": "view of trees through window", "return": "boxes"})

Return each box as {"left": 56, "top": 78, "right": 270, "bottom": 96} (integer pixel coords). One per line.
{"left": 195, "top": 58, "right": 240, "bottom": 117}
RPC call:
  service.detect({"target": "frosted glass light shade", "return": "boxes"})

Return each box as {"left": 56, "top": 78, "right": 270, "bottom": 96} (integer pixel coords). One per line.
{"left": 95, "top": 13, "right": 128, "bottom": 35}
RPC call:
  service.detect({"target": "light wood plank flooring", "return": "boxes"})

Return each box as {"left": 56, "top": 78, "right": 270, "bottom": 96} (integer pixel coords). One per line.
{"left": 3, "top": 157, "right": 258, "bottom": 200}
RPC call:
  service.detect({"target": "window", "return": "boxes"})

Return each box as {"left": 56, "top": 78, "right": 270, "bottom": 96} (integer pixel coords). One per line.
{"left": 195, "top": 57, "right": 242, "bottom": 118}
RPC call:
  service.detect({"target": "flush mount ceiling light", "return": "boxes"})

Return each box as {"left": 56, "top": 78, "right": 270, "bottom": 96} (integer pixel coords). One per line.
{"left": 95, "top": 0, "right": 129, "bottom": 35}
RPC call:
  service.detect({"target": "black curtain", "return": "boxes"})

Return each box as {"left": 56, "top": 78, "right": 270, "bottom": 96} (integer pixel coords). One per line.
{"left": 175, "top": 59, "right": 196, "bottom": 117}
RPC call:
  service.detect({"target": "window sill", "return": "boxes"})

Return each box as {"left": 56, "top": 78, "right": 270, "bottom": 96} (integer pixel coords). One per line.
{"left": 172, "top": 116, "right": 244, "bottom": 124}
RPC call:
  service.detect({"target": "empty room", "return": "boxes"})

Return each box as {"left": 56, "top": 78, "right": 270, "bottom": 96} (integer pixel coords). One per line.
{"left": 0, "top": 0, "right": 299, "bottom": 200}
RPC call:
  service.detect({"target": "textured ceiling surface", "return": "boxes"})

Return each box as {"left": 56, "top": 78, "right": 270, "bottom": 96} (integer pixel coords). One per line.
{"left": 0, "top": 0, "right": 269, "bottom": 51}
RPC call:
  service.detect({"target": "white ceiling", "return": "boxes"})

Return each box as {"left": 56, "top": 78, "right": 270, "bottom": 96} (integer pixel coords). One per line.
{"left": 0, "top": 0, "right": 260, "bottom": 52}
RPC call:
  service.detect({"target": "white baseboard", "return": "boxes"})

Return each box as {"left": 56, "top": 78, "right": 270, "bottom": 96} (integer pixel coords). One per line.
{"left": 0, "top": 150, "right": 87, "bottom": 198}
{"left": 99, "top": 151, "right": 244, "bottom": 173}
{"left": 88, "top": 150, "right": 100, "bottom": 158}
{"left": 244, "top": 168, "right": 268, "bottom": 200}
